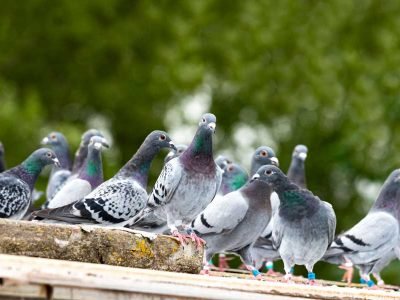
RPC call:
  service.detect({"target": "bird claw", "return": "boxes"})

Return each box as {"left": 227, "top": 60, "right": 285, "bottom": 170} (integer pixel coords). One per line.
{"left": 190, "top": 232, "right": 206, "bottom": 250}
{"left": 339, "top": 264, "right": 354, "bottom": 285}
{"left": 307, "top": 279, "right": 317, "bottom": 286}
{"left": 172, "top": 230, "right": 190, "bottom": 245}
{"left": 200, "top": 269, "right": 210, "bottom": 276}
{"left": 266, "top": 269, "right": 282, "bottom": 277}
{"left": 253, "top": 274, "right": 263, "bottom": 281}
{"left": 284, "top": 273, "right": 293, "bottom": 283}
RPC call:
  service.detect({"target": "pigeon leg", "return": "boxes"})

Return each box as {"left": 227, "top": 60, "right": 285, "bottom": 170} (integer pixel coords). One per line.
{"left": 237, "top": 246, "right": 263, "bottom": 280}
{"left": 185, "top": 226, "right": 206, "bottom": 250}
{"left": 282, "top": 259, "right": 294, "bottom": 283}
{"left": 360, "top": 274, "right": 376, "bottom": 289}
{"left": 372, "top": 273, "right": 385, "bottom": 286}
{"left": 200, "top": 253, "right": 214, "bottom": 276}
{"left": 218, "top": 253, "right": 232, "bottom": 271}
{"left": 339, "top": 259, "right": 354, "bottom": 285}
{"left": 170, "top": 225, "right": 190, "bottom": 245}
{"left": 305, "top": 264, "right": 316, "bottom": 285}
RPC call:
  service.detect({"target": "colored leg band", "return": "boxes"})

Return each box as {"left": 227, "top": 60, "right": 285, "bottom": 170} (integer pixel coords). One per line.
{"left": 308, "top": 272, "right": 316, "bottom": 280}
{"left": 252, "top": 269, "right": 261, "bottom": 277}
{"left": 290, "top": 267, "right": 294, "bottom": 274}
{"left": 360, "top": 278, "right": 367, "bottom": 284}
{"left": 367, "top": 280, "right": 375, "bottom": 287}
{"left": 266, "top": 261, "right": 274, "bottom": 270}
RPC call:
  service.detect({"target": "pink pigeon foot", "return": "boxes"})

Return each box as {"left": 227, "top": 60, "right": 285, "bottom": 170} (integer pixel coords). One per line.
{"left": 190, "top": 232, "right": 206, "bottom": 250}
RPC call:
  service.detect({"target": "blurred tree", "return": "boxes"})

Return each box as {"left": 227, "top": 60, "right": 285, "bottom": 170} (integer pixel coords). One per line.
{"left": 0, "top": 0, "right": 399, "bottom": 283}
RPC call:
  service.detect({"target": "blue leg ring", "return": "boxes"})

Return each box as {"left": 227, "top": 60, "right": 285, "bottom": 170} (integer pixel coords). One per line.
{"left": 360, "top": 278, "right": 367, "bottom": 284}
{"left": 367, "top": 280, "right": 375, "bottom": 287}
{"left": 266, "top": 261, "right": 274, "bottom": 270}
{"left": 308, "top": 272, "right": 316, "bottom": 280}
{"left": 252, "top": 269, "right": 261, "bottom": 277}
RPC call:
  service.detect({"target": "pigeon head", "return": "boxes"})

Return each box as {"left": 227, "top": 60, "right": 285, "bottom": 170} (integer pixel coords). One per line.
{"left": 146, "top": 130, "right": 176, "bottom": 151}
{"left": 221, "top": 163, "right": 249, "bottom": 194}
{"left": 292, "top": 144, "right": 308, "bottom": 161}
{"left": 24, "top": 148, "right": 61, "bottom": 172}
{"left": 41, "top": 131, "right": 71, "bottom": 169}
{"left": 88, "top": 136, "right": 109, "bottom": 151}
{"left": 81, "top": 129, "right": 104, "bottom": 146}
{"left": 372, "top": 169, "right": 400, "bottom": 217}
{"left": 41, "top": 132, "right": 68, "bottom": 148}
{"left": 164, "top": 144, "right": 188, "bottom": 164}
{"left": 215, "top": 155, "right": 233, "bottom": 169}
{"left": 252, "top": 165, "right": 287, "bottom": 188}
{"left": 250, "top": 146, "right": 279, "bottom": 176}
{"left": 198, "top": 113, "right": 217, "bottom": 134}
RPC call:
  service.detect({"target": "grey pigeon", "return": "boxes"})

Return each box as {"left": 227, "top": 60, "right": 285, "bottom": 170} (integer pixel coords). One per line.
{"left": 164, "top": 144, "right": 188, "bottom": 164}
{"left": 144, "top": 113, "right": 222, "bottom": 246}
{"left": 218, "top": 163, "right": 248, "bottom": 196}
{"left": 191, "top": 165, "right": 273, "bottom": 279}
{"left": 0, "top": 142, "right": 6, "bottom": 172}
{"left": 33, "top": 131, "right": 175, "bottom": 226}
{"left": 287, "top": 144, "right": 308, "bottom": 188}
{"left": 248, "top": 148, "right": 281, "bottom": 274}
{"left": 72, "top": 129, "right": 104, "bottom": 174}
{"left": 215, "top": 155, "right": 233, "bottom": 170}
{"left": 41, "top": 132, "right": 72, "bottom": 203}
{"left": 46, "top": 136, "right": 109, "bottom": 209}
{"left": 324, "top": 169, "right": 400, "bottom": 286}
{"left": 264, "top": 165, "right": 336, "bottom": 283}
{"left": 0, "top": 148, "right": 60, "bottom": 219}
{"left": 250, "top": 146, "right": 279, "bottom": 176}
{"left": 133, "top": 144, "right": 189, "bottom": 234}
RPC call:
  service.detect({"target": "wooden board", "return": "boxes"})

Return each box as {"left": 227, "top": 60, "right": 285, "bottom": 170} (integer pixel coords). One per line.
{"left": 0, "top": 255, "right": 398, "bottom": 300}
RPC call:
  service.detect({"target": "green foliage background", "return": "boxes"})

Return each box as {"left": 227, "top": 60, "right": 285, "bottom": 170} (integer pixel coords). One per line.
{"left": 0, "top": 0, "right": 399, "bottom": 284}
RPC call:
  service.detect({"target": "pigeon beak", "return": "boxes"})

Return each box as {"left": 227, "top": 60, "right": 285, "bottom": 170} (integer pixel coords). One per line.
{"left": 208, "top": 122, "right": 216, "bottom": 133}
{"left": 165, "top": 150, "right": 176, "bottom": 159}
{"left": 52, "top": 157, "right": 61, "bottom": 168}
{"left": 100, "top": 138, "right": 110, "bottom": 148}
{"left": 251, "top": 173, "right": 260, "bottom": 181}
{"left": 169, "top": 141, "right": 177, "bottom": 150}
{"left": 271, "top": 157, "right": 279, "bottom": 166}
{"left": 41, "top": 137, "right": 49, "bottom": 145}
{"left": 298, "top": 152, "right": 307, "bottom": 160}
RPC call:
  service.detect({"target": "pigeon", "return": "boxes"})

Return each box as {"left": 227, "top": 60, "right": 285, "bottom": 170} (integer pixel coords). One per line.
{"left": 218, "top": 163, "right": 248, "bottom": 196}
{"left": 33, "top": 131, "right": 175, "bottom": 226}
{"left": 164, "top": 144, "right": 188, "bottom": 164}
{"left": 323, "top": 169, "right": 400, "bottom": 287}
{"left": 143, "top": 113, "right": 222, "bottom": 246}
{"left": 0, "top": 142, "right": 6, "bottom": 172}
{"left": 263, "top": 165, "right": 336, "bottom": 284}
{"left": 0, "top": 148, "right": 60, "bottom": 219}
{"left": 46, "top": 136, "right": 109, "bottom": 209}
{"left": 287, "top": 144, "right": 308, "bottom": 188}
{"left": 248, "top": 147, "right": 281, "bottom": 275}
{"left": 41, "top": 132, "right": 72, "bottom": 203}
{"left": 250, "top": 146, "right": 278, "bottom": 177}
{"left": 191, "top": 165, "right": 274, "bottom": 279}
{"left": 72, "top": 129, "right": 104, "bottom": 174}
{"left": 215, "top": 155, "right": 233, "bottom": 170}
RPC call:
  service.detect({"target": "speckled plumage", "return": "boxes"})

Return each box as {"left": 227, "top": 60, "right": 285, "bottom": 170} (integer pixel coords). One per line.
{"left": 146, "top": 114, "right": 222, "bottom": 233}
{"left": 0, "top": 148, "right": 59, "bottom": 219}
{"left": 34, "top": 131, "right": 175, "bottom": 226}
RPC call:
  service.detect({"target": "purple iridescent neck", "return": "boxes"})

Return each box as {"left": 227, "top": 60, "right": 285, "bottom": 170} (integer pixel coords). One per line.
{"left": 6, "top": 159, "right": 45, "bottom": 191}
{"left": 180, "top": 126, "right": 215, "bottom": 172}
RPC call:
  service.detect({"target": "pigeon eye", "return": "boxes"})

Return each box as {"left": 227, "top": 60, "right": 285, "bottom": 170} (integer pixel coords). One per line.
{"left": 51, "top": 134, "right": 57, "bottom": 140}
{"left": 227, "top": 166, "right": 234, "bottom": 172}
{"left": 260, "top": 151, "right": 267, "bottom": 157}
{"left": 265, "top": 169, "right": 273, "bottom": 175}
{"left": 46, "top": 152, "right": 52, "bottom": 157}
{"left": 178, "top": 149, "right": 184, "bottom": 154}
{"left": 202, "top": 118, "right": 206, "bottom": 123}
{"left": 159, "top": 134, "right": 166, "bottom": 141}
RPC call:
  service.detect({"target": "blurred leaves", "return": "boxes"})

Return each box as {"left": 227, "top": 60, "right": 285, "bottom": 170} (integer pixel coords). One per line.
{"left": 0, "top": 0, "right": 400, "bottom": 283}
